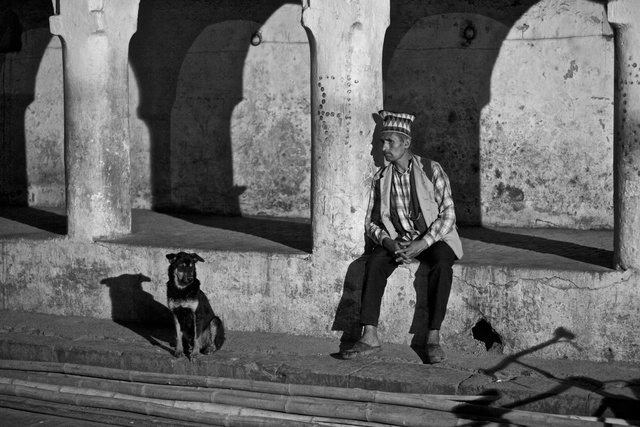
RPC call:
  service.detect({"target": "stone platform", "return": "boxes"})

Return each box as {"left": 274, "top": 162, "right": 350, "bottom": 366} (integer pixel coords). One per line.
{"left": 0, "top": 207, "right": 636, "bottom": 363}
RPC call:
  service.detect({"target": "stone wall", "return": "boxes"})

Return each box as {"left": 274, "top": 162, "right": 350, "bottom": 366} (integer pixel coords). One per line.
{"left": 385, "top": 0, "right": 613, "bottom": 227}
{"left": 1, "top": 0, "right": 613, "bottom": 228}
{"left": 1, "top": 237, "right": 635, "bottom": 362}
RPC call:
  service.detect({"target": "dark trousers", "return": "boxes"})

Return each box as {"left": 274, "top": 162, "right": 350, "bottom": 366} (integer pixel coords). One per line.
{"left": 360, "top": 241, "right": 457, "bottom": 330}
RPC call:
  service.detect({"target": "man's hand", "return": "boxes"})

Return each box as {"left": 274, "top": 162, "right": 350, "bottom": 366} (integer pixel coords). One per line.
{"left": 394, "top": 239, "right": 429, "bottom": 262}
{"left": 382, "top": 238, "right": 428, "bottom": 264}
{"left": 382, "top": 237, "right": 403, "bottom": 255}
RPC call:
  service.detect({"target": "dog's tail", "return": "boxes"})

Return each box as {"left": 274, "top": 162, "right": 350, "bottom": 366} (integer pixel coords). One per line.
{"left": 213, "top": 316, "right": 226, "bottom": 350}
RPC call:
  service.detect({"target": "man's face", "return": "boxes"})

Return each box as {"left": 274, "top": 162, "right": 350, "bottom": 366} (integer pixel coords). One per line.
{"left": 380, "top": 132, "right": 410, "bottom": 163}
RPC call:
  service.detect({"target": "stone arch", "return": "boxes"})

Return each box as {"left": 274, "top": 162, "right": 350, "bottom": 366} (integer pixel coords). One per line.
{"left": 383, "top": 2, "right": 613, "bottom": 229}
{"left": 229, "top": 4, "right": 311, "bottom": 218}
{"left": 130, "top": 1, "right": 306, "bottom": 216}
{"left": 385, "top": 13, "right": 510, "bottom": 225}
{"left": 168, "top": 5, "right": 311, "bottom": 217}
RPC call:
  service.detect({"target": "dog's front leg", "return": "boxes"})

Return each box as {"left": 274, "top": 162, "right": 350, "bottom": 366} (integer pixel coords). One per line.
{"left": 172, "top": 314, "right": 184, "bottom": 358}
{"left": 189, "top": 311, "right": 200, "bottom": 361}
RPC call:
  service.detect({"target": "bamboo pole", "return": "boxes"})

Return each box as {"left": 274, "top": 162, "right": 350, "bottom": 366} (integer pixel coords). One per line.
{"left": 0, "top": 359, "right": 495, "bottom": 405}
{"left": 0, "top": 394, "right": 205, "bottom": 427}
{"left": 0, "top": 377, "right": 495, "bottom": 427}
{"left": 0, "top": 372, "right": 615, "bottom": 427}
{"left": 0, "top": 381, "right": 363, "bottom": 427}
{"left": 0, "top": 373, "right": 390, "bottom": 427}
{"left": 0, "top": 360, "right": 631, "bottom": 427}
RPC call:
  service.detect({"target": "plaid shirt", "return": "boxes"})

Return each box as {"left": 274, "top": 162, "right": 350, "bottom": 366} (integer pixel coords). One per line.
{"left": 367, "top": 158, "right": 456, "bottom": 248}
{"left": 391, "top": 162, "right": 420, "bottom": 241}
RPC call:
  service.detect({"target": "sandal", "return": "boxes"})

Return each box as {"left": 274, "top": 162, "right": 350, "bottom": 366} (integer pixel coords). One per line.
{"left": 426, "top": 344, "right": 446, "bottom": 364}
{"left": 341, "top": 341, "right": 382, "bottom": 360}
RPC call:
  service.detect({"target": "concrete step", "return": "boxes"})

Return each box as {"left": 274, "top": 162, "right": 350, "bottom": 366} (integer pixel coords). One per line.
{"left": 0, "top": 310, "right": 638, "bottom": 422}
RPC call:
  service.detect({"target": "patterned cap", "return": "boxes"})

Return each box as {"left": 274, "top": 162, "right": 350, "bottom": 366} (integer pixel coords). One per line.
{"left": 379, "top": 110, "right": 415, "bottom": 138}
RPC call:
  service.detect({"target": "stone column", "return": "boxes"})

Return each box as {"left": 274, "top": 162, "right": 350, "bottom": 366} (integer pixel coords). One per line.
{"left": 608, "top": 0, "right": 640, "bottom": 270}
{"left": 301, "top": 0, "right": 389, "bottom": 259}
{"left": 49, "top": 0, "right": 139, "bottom": 240}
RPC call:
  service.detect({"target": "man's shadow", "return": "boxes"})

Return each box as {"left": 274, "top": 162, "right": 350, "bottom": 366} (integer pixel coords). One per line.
{"left": 101, "top": 273, "right": 174, "bottom": 355}
{"left": 330, "top": 252, "right": 371, "bottom": 353}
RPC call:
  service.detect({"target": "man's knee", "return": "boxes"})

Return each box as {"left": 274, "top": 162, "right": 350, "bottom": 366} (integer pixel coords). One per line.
{"left": 365, "top": 247, "right": 394, "bottom": 273}
{"left": 423, "top": 242, "right": 456, "bottom": 270}
{"left": 430, "top": 260, "right": 453, "bottom": 275}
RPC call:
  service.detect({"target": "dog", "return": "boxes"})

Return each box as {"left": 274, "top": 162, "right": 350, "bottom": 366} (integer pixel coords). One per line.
{"left": 166, "top": 252, "right": 225, "bottom": 360}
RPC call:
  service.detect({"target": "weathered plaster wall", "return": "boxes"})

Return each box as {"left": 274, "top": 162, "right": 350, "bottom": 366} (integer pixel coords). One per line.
{"left": 479, "top": 1, "right": 614, "bottom": 228}
{"left": 1, "top": 0, "right": 614, "bottom": 229}
{"left": 1, "top": 239, "right": 636, "bottom": 362}
{"left": 1, "top": 28, "right": 63, "bottom": 207}
{"left": 169, "top": 5, "right": 311, "bottom": 216}
{"left": 2, "top": 2, "right": 311, "bottom": 218}
{"left": 129, "top": 1, "right": 311, "bottom": 217}
{"left": 23, "top": 33, "right": 64, "bottom": 207}
{"left": 385, "top": 0, "right": 613, "bottom": 227}
{"left": 384, "top": 13, "right": 508, "bottom": 225}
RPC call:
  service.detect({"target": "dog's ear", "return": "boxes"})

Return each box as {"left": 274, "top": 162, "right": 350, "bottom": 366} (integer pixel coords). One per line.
{"left": 166, "top": 253, "right": 177, "bottom": 263}
{"left": 192, "top": 253, "right": 205, "bottom": 263}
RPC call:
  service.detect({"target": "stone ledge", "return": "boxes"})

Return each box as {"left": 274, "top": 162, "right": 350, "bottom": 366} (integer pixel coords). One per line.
{"left": 0, "top": 322, "right": 638, "bottom": 419}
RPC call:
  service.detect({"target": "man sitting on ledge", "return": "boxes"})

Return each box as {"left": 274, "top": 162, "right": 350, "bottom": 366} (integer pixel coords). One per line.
{"left": 341, "top": 110, "right": 463, "bottom": 363}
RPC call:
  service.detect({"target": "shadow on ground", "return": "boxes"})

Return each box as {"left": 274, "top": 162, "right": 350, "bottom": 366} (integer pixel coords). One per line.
{"left": 0, "top": 208, "right": 612, "bottom": 271}
{"left": 452, "top": 327, "right": 640, "bottom": 425}
{"left": 0, "top": 207, "right": 66, "bottom": 235}
{"left": 159, "top": 211, "right": 312, "bottom": 253}
{"left": 101, "top": 273, "right": 174, "bottom": 355}
{"left": 459, "top": 227, "right": 613, "bottom": 269}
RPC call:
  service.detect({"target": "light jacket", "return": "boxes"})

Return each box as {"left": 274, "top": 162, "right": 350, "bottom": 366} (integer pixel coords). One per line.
{"left": 365, "top": 154, "right": 463, "bottom": 259}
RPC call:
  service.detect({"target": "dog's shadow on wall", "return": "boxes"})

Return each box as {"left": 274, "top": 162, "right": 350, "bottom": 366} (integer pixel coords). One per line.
{"left": 101, "top": 273, "right": 174, "bottom": 354}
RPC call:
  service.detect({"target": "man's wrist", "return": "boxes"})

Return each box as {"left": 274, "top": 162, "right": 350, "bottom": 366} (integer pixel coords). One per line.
{"left": 421, "top": 236, "right": 433, "bottom": 249}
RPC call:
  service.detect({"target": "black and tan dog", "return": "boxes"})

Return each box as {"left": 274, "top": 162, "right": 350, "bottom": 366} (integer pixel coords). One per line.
{"left": 166, "top": 252, "right": 224, "bottom": 360}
